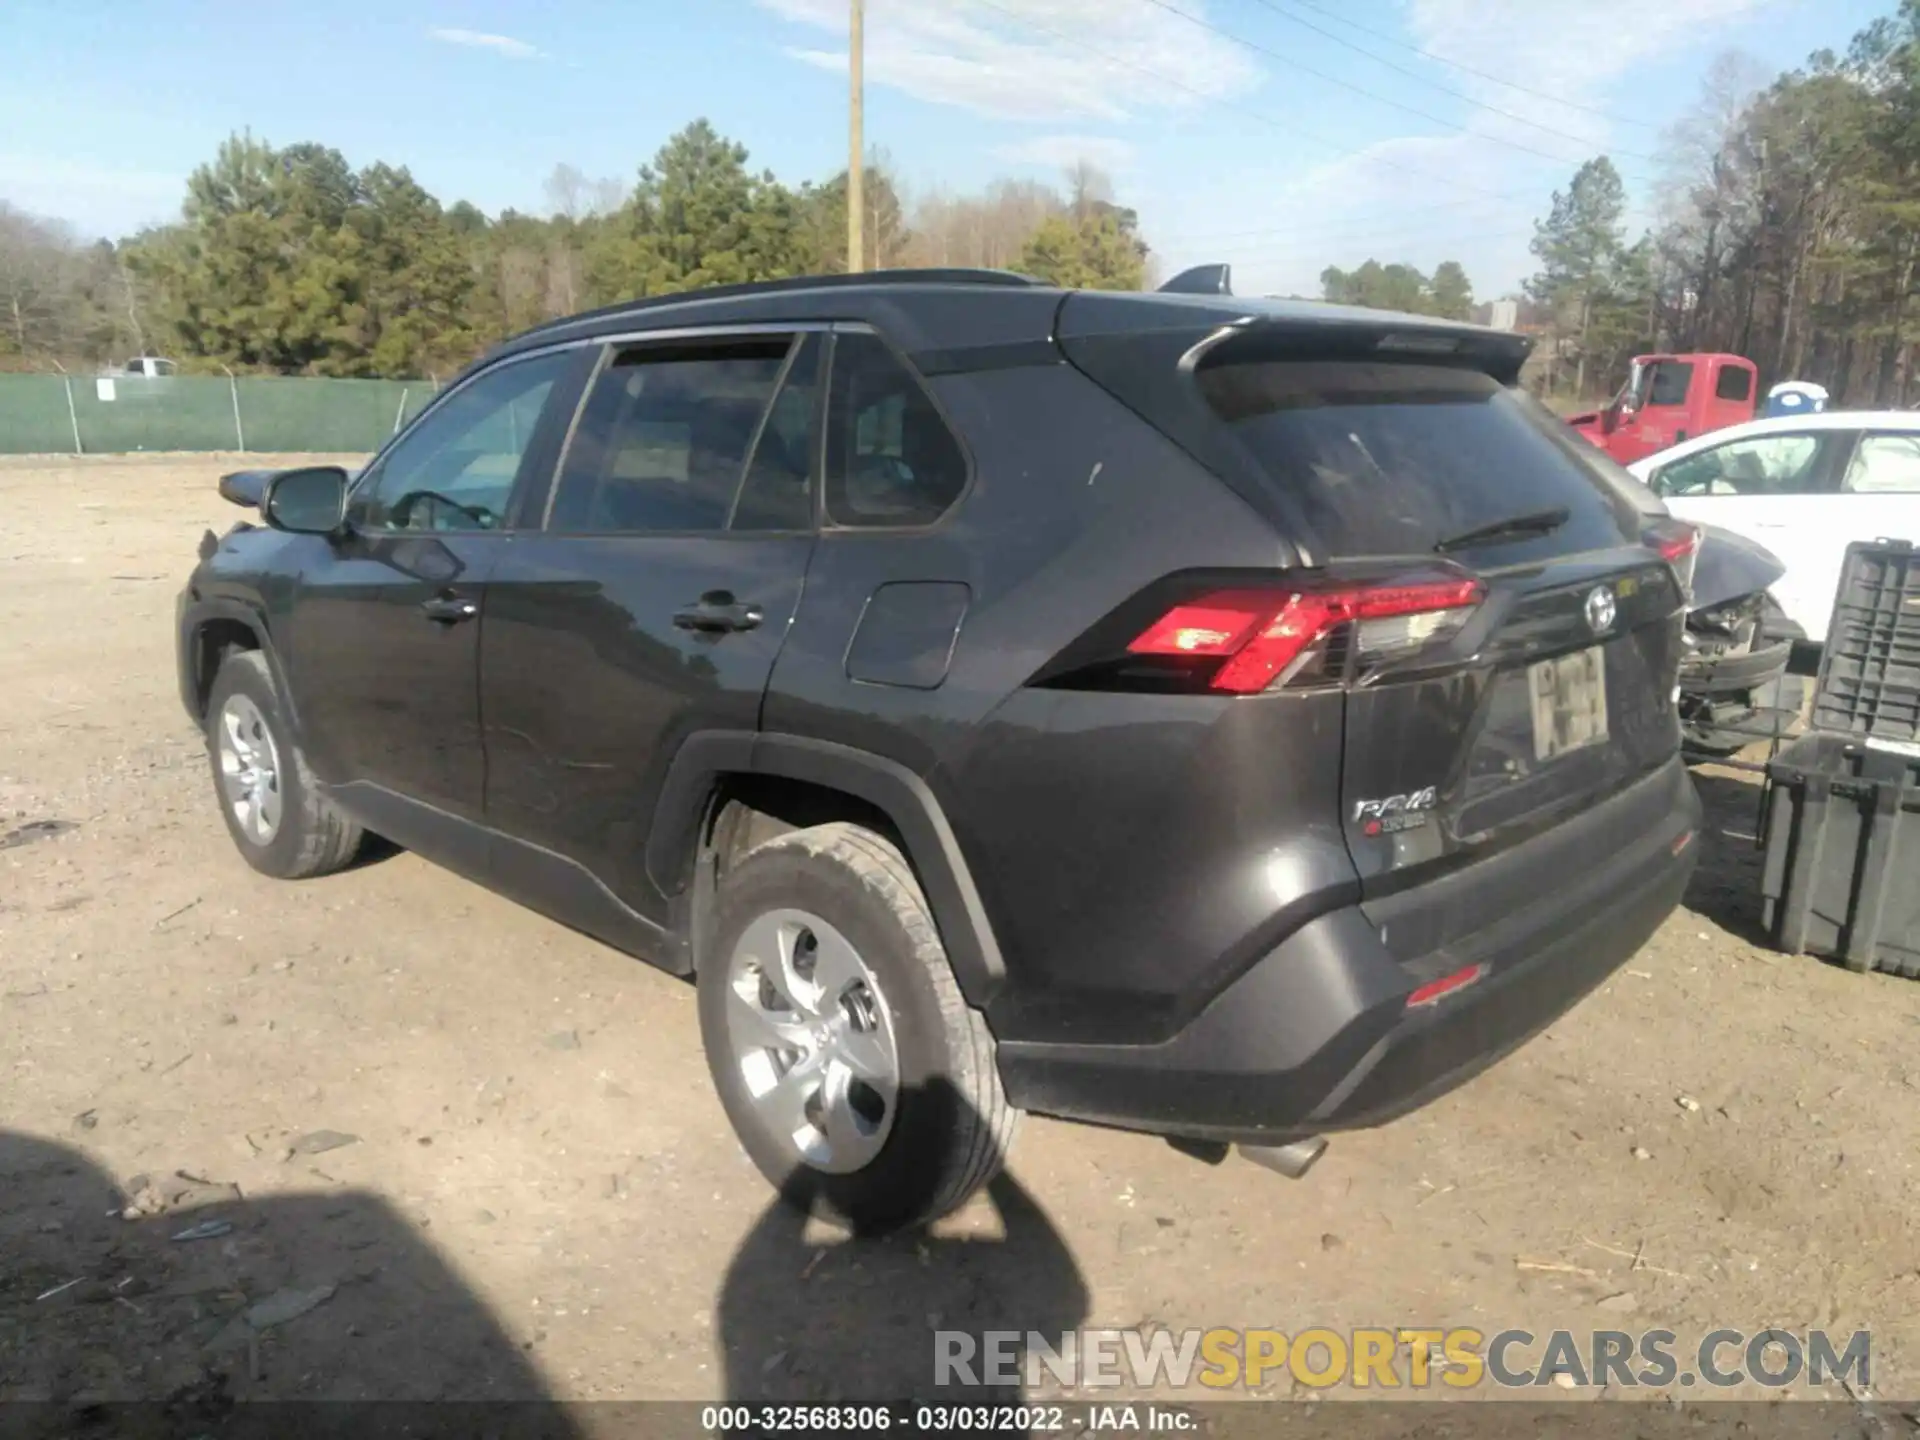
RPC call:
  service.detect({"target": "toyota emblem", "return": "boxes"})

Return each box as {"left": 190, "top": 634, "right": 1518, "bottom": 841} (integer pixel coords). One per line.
{"left": 1584, "top": 585, "right": 1617, "bottom": 635}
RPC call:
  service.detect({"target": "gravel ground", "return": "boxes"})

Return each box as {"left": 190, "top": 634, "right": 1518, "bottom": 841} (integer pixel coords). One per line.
{"left": 3, "top": 455, "right": 1918, "bottom": 1423}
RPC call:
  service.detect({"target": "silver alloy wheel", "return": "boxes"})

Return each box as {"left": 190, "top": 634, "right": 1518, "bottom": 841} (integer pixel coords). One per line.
{"left": 724, "top": 908, "right": 901, "bottom": 1174}
{"left": 216, "top": 694, "right": 283, "bottom": 845}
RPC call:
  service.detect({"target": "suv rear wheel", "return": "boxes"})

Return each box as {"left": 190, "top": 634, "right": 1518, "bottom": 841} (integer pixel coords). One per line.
{"left": 204, "top": 649, "right": 364, "bottom": 880}
{"left": 698, "top": 822, "right": 1016, "bottom": 1233}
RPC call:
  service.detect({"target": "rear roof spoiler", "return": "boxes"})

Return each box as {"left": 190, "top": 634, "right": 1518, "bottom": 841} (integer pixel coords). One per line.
{"left": 1159, "top": 264, "right": 1232, "bottom": 296}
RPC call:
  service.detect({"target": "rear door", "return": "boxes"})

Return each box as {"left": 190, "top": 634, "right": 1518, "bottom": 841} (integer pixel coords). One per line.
{"left": 1652, "top": 428, "right": 1852, "bottom": 637}
{"left": 1186, "top": 356, "right": 1688, "bottom": 899}
{"left": 1831, "top": 430, "right": 1920, "bottom": 631}
{"left": 478, "top": 329, "right": 822, "bottom": 927}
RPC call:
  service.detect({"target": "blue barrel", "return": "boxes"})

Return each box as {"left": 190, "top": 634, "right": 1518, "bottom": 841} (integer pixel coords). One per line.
{"left": 1765, "top": 381, "right": 1829, "bottom": 418}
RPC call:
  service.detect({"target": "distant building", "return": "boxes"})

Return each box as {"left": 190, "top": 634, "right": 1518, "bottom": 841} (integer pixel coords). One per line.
{"left": 1489, "top": 298, "right": 1519, "bottom": 332}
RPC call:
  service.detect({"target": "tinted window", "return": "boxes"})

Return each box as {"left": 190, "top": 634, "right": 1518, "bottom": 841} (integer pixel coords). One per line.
{"left": 1646, "top": 362, "right": 1693, "bottom": 407}
{"left": 1714, "top": 365, "right": 1752, "bottom": 402}
{"left": 1196, "top": 360, "right": 1634, "bottom": 558}
{"left": 1653, "top": 432, "right": 1836, "bottom": 498}
{"left": 1844, "top": 432, "right": 1920, "bottom": 493}
{"left": 730, "top": 335, "right": 821, "bottom": 531}
{"left": 548, "top": 341, "right": 788, "bottom": 534}
{"left": 352, "top": 351, "right": 569, "bottom": 532}
{"left": 824, "top": 332, "right": 967, "bottom": 528}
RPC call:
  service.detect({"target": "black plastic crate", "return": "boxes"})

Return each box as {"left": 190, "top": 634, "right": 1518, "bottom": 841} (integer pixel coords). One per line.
{"left": 1810, "top": 538, "right": 1920, "bottom": 746}
{"left": 1761, "top": 735, "right": 1919, "bottom": 975}
{"left": 1758, "top": 539, "right": 1920, "bottom": 977}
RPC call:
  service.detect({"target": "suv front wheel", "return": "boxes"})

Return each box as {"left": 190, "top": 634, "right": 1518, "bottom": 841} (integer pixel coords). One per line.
{"left": 203, "top": 649, "right": 364, "bottom": 880}
{"left": 699, "top": 822, "right": 1017, "bottom": 1234}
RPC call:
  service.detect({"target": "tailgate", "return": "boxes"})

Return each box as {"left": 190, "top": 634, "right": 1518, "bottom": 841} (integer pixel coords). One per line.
{"left": 1342, "top": 550, "right": 1686, "bottom": 906}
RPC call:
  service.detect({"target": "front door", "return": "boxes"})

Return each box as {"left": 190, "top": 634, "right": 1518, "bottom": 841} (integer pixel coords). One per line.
{"left": 1653, "top": 427, "right": 1853, "bottom": 639}
{"left": 281, "top": 349, "right": 579, "bottom": 837}
{"left": 480, "top": 331, "right": 823, "bottom": 930}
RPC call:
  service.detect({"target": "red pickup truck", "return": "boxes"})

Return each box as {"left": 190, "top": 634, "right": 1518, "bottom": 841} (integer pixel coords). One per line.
{"left": 1566, "top": 352, "right": 1758, "bottom": 464}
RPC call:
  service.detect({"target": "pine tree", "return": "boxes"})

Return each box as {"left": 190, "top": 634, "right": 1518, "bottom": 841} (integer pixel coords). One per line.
{"left": 1528, "top": 157, "right": 1628, "bottom": 394}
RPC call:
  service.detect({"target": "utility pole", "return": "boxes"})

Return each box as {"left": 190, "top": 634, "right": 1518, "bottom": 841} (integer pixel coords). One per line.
{"left": 847, "top": 0, "right": 865, "bottom": 273}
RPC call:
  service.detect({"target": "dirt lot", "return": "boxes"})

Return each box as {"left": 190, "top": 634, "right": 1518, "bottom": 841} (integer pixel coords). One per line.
{"left": 3, "top": 454, "right": 1919, "bottom": 1418}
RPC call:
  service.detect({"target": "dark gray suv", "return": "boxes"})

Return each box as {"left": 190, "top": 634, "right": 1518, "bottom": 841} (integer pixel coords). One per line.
{"left": 176, "top": 268, "right": 1702, "bottom": 1232}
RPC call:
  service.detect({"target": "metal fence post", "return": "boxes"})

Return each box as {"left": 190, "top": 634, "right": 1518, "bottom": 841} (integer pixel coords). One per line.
{"left": 51, "top": 361, "right": 83, "bottom": 455}
{"left": 222, "top": 366, "right": 246, "bottom": 451}
{"left": 393, "top": 387, "right": 409, "bottom": 435}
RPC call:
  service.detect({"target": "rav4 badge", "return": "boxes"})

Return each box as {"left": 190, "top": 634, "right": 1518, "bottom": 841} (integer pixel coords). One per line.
{"left": 1354, "top": 787, "right": 1438, "bottom": 836}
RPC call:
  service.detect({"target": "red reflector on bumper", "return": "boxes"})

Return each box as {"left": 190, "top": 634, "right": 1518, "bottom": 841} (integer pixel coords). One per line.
{"left": 1406, "top": 962, "right": 1486, "bottom": 1009}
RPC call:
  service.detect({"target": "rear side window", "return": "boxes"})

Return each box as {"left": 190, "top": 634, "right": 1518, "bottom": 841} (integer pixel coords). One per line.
{"left": 548, "top": 340, "right": 789, "bottom": 534}
{"left": 824, "top": 331, "right": 968, "bottom": 528}
{"left": 1714, "top": 365, "right": 1752, "bottom": 403}
{"left": 1845, "top": 432, "right": 1920, "bottom": 493}
{"left": 1197, "top": 361, "right": 1635, "bottom": 558}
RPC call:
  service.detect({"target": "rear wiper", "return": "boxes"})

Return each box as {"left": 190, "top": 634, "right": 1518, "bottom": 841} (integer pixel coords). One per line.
{"left": 1434, "top": 507, "right": 1570, "bottom": 553}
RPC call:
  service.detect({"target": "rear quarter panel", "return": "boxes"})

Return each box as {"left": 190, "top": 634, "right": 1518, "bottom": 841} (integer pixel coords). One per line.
{"left": 762, "top": 358, "right": 1354, "bottom": 1043}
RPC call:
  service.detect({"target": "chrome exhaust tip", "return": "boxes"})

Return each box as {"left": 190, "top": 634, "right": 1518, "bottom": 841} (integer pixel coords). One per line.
{"left": 1238, "top": 1136, "right": 1327, "bottom": 1179}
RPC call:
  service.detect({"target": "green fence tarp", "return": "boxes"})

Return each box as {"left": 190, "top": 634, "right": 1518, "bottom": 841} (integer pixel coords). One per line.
{"left": 0, "top": 375, "right": 81, "bottom": 454}
{"left": 0, "top": 374, "right": 438, "bottom": 455}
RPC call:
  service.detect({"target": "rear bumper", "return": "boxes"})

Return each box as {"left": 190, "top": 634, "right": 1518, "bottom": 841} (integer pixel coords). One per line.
{"left": 1680, "top": 636, "right": 1791, "bottom": 697}
{"left": 996, "top": 758, "right": 1700, "bottom": 1144}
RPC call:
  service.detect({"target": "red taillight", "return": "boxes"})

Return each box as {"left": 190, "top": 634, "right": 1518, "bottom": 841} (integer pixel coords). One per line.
{"left": 1128, "top": 577, "right": 1486, "bottom": 694}
{"left": 1406, "top": 962, "right": 1486, "bottom": 1009}
{"left": 1654, "top": 524, "right": 1700, "bottom": 564}
{"left": 1647, "top": 519, "right": 1701, "bottom": 600}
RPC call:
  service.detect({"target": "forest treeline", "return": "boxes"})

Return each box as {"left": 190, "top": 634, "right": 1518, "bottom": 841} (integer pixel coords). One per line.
{"left": 0, "top": 120, "right": 1148, "bottom": 377}
{"left": 10, "top": 0, "right": 1920, "bottom": 401}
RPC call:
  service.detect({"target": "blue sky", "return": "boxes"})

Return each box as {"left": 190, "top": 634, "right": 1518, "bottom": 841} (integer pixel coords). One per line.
{"left": 0, "top": 0, "right": 1892, "bottom": 299}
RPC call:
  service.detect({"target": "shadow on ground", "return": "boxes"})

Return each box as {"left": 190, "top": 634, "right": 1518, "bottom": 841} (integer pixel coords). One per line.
{"left": 1684, "top": 764, "right": 1775, "bottom": 945}
{"left": 716, "top": 1086, "right": 1089, "bottom": 1404}
{"left": 0, "top": 1128, "right": 576, "bottom": 1434}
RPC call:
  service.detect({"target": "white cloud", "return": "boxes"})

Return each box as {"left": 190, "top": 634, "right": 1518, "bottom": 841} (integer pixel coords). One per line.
{"left": 996, "top": 134, "right": 1137, "bottom": 173}
{"left": 1151, "top": 0, "right": 1783, "bottom": 298}
{"left": 427, "top": 27, "right": 545, "bottom": 60}
{"left": 757, "top": 0, "right": 1259, "bottom": 122}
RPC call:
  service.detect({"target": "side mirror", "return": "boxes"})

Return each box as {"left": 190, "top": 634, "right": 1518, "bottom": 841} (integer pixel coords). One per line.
{"left": 261, "top": 466, "right": 349, "bottom": 535}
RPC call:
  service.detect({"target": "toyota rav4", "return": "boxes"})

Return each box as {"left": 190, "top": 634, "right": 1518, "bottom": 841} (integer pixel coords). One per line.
{"left": 176, "top": 268, "right": 1702, "bottom": 1232}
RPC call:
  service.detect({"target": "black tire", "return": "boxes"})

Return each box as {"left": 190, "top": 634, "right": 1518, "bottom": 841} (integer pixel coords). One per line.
{"left": 698, "top": 822, "right": 1017, "bottom": 1234}
{"left": 203, "top": 649, "right": 363, "bottom": 880}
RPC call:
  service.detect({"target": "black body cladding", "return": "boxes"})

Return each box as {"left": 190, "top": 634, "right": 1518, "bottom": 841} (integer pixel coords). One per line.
{"left": 179, "top": 273, "right": 1699, "bottom": 1145}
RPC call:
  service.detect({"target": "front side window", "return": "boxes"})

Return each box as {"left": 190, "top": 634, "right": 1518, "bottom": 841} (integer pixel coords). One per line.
{"left": 823, "top": 331, "right": 968, "bottom": 528}
{"left": 1843, "top": 433, "right": 1920, "bottom": 494}
{"left": 352, "top": 351, "right": 570, "bottom": 532}
{"left": 547, "top": 339, "right": 792, "bottom": 534}
{"left": 1652, "top": 432, "right": 1835, "bottom": 498}
{"left": 730, "top": 335, "right": 822, "bottom": 532}
{"left": 1645, "top": 361, "right": 1694, "bottom": 408}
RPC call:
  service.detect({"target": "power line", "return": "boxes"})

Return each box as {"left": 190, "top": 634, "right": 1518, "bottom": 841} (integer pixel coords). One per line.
{"left": 966, "top": 0, "right": 1514, "bottom": 200}
{"left": 1219, "top": 220, "right": 1540, "bottom": 263}
{"left": 1133, "top": 0, "right": 1654, "bottom": 173}
{"left": 1257, "top": 0, "right": 1664, "bottom": 132}
{"left": 1237, "top": 0, "right": 1659, "bottom": 161}
{"left": 1152, "top": 185, "right": 1543, "bottom": 248}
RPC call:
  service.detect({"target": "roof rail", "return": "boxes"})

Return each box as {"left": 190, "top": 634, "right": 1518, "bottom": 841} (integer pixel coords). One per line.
{"left": 512, "top": 268, "right": 1047, "bottom": 342}
{"left": 1159, "top": 264, "right": 1232, "bottom": 296}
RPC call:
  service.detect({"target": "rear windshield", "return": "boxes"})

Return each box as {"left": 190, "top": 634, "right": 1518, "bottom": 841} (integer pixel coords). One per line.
{"left": 1196, "top": 360, "right": 1638, "bottom": 559}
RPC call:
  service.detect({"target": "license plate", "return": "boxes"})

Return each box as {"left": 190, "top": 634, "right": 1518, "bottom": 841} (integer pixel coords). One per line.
{"left": 1529, "top": 645, "right": 1609, "bottom": 762}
